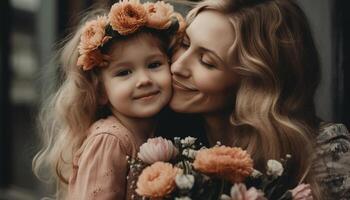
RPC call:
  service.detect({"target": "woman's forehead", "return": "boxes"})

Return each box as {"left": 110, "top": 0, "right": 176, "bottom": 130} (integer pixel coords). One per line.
{"left": 187, "top": 10, "right": 236, "bottom": 63}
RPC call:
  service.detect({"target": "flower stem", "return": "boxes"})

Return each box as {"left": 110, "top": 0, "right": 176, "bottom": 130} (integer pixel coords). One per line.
{"left": 216, "top": 180, "right": 225, "bottom": 200}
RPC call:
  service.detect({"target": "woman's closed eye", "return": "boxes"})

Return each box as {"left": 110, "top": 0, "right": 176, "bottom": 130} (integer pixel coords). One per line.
{"left": 200, "top": 55, "right": 216, "bottom": 69}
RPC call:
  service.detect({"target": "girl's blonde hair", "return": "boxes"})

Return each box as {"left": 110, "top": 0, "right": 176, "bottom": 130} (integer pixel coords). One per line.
{"left": 32, "top": 8, "right": 175, "bottom": 198}
{"left": 32, "top": 10, "right": 105, "bottom": 198}
{"left": 188, "top": 0, "right": 321, "bottom": 198}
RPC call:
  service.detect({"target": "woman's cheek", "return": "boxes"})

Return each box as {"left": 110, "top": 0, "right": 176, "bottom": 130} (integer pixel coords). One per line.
{"left": 194, "top": 69, "right": 237, "bottom": 94}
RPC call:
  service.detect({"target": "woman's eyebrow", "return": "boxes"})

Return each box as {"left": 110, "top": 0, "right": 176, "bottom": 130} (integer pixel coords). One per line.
{"left": 185, "top": 30, "right": 225, "bottom": 64}
{"left": 199, "top": 46, "right": 225, "bottom": 64}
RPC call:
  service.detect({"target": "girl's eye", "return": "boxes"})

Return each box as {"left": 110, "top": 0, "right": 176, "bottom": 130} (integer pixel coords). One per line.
{"left": 148, "top": 61, "right": 162, "bottom": 69}
{"left": 115, "top": 69, "right": 132, "bottom": 76}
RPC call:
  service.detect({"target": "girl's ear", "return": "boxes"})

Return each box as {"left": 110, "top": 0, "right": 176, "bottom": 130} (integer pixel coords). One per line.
{"left": 98, "top": 89, "right": 109, "bottom": 105}
{"left": 96, "top": 80, "right": 109, "bottom": 105}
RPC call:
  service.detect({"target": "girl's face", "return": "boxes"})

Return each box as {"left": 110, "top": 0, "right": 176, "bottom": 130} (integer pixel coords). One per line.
{"left": 101, "top": 34, "right": 172, "bottom": 119}
{"left": 170, "top": 11, "right": 239, "bottom": 114}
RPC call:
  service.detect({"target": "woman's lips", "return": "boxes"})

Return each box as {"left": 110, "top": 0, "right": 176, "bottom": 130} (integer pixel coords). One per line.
{"left": 172, "top": 79, "right": 198, "bottom": 91}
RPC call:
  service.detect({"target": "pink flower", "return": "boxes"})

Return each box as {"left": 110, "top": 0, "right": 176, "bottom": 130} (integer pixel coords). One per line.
{"left": 138, "top": 137, "right": 178, "bottom": 164}
{"left": 221, "top": 183, "right": 266, "bottom": 200}
{"left": 290, "top": 184, "right": 313, "bottom": 200}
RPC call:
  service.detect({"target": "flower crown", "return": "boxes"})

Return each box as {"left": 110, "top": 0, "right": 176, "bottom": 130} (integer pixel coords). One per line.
{"left": 77, "top": 0, "right": 186, "bottom": 71}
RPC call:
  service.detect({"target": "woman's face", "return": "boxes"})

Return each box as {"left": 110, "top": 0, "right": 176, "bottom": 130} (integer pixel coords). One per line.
{"left": 170, "top": 11, "right": 239, "bottom": 114}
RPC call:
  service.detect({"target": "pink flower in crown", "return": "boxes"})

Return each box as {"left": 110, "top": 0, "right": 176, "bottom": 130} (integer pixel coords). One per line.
{"left": 144, "top": 1, "right": 174, "bottom": 29}
{"left": 221, "top": 183, "right": 266, "bottom": 200}
{"left": 108, "top": 0, "right": 147, "bottom": 35}
{"left": 138, "top": 137, "right": 178, "bottom": 164}
{"left": 78, "top": 16, "right": 111, "bottom": 55}
{"left": 77, "top": 49, "right": 109, "bottom": 71}
{"left": 290, "top": 184, "right": 313, "bottom": 200}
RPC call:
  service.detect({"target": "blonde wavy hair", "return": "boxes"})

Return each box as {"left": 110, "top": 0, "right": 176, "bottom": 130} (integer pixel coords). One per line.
{"left": 187, "top": 0, "right": 322, "bottom": 198}
{"left": 32, "top": 10, "right": 105, "bottom": 198}
{"left": 32, "top": 8, "right": 176, "bottom": 198}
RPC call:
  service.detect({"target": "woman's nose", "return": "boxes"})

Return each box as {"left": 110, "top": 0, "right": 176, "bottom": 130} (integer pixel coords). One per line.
{"left": 136, "top": 71, "right": 152, "bottom": 88}
{"left": 171, "top": 48, "right": 191, "bottom": 78}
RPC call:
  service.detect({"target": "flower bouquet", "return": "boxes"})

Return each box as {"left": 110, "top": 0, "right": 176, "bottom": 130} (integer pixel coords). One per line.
{"left": 127, "top": 137, "right": 312, "bottom": 200}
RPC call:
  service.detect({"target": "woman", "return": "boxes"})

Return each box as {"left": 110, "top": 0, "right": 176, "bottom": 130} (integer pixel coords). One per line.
{"left": 167, "top": 0, "right": 350, "bottom": 199}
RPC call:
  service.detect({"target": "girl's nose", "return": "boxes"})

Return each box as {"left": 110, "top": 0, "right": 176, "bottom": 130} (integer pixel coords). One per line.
{"left": 171, "top": 49, "right": 191, "bottom": 78}
{"left": 136, "top": 71, "right": 152, "bottom": 88}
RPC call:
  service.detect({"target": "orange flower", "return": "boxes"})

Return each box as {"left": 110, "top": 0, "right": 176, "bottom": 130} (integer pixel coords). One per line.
{"left": 193, "top": 146, "right": 253, "bottom": 183}
{"left": 144, "top": 1, "right": 174, "bottom": 29}
{"left": 171, "top": 12, "right": 186, "bottom": 33}
{"left": 108, "top": 0, "right": 147, "bottom": 35}
{"left": 78, "top": 16, "right": 111, "bottom": 54}
{"left": 136, "top": 162, "right": 179, "bottom": 198}
{"left": 77, "top": 50, "right": 108, "bottom": 71}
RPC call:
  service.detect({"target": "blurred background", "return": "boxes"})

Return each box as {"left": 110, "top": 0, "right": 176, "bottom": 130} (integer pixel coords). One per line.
{"left": 0, "top": 0, "right": 349, "bottom": 199}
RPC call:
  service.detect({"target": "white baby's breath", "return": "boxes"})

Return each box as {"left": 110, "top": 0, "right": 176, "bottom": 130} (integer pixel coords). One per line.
{"left": 251, "top": 169, "right": 263, "bottom": 178}
{"left": 175, "top": 174, "right": 195, "bottom": 190}
{"left": 182, "top": 149, "right": 197, "bottom": 159}
{"left": 220, "top": 194, "right": 232, "bottom": 200}
{"left": 266, "top": 159, "right": 284, "bottom": 177}
{"left": 180, "top": 136, "right": 197, "bottom": 146}
{"left": 175, "top": 197, "right": 192, "bottom": 200}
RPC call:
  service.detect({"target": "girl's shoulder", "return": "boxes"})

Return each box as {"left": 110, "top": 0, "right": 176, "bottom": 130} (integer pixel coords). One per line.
{"left": 88, "top": 115, "right": 132, "bottom": 141}
{"left": 79, "top": 115, "right": 136, "bottom": 156}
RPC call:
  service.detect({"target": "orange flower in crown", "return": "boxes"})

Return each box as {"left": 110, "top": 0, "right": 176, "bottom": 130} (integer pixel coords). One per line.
{"left": 77, "top": 50, "right": 109, "bottom": 71}
{"left": 144, "top": 1, "right": 174, "bottom": 29}
{"left": 108, "top": 0, "right": 147, "bottom": 35}
{"left": 171, "top": 12, "right": 186, "bottom": 33}
{"left": 193, "top": 146, "right": 254, "bottom": 183}
{"left": 77, "top": 0, "right": 186, "bottom": 71}
{"left": 78, "top": 16, "right": 111, "bottom": 55}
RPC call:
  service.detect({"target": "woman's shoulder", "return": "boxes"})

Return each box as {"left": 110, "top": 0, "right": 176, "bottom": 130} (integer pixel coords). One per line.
{"left": 314, "top": 122, "right": 350, "bottom": 199}
{"left": 315, "top": 122, "right": 350, "bottom": 162}
{"left": 316, "top": 123, "right": 350, "bottom": 144}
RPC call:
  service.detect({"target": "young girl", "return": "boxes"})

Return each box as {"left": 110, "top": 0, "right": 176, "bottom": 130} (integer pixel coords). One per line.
{"left": 33, "top": 0, "right": 185, "bottom": 199}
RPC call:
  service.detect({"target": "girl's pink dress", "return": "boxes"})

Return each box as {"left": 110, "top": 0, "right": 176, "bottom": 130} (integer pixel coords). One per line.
{"left": 67, "top": 115, "right": 139, "bottom": 200}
